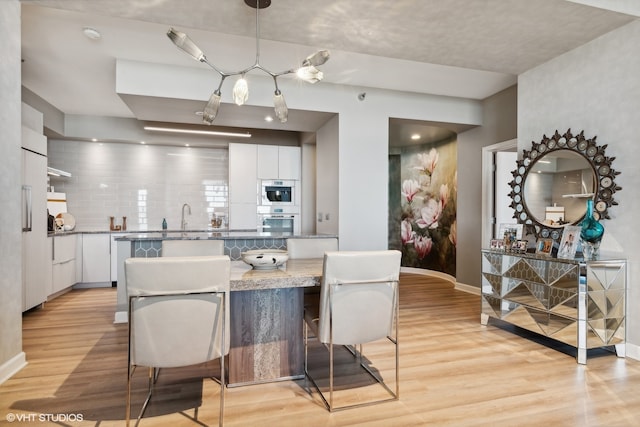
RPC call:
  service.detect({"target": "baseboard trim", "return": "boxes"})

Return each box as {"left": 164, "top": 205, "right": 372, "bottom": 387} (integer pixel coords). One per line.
{"left": 114, "top": 311, "right": 128, "bottom": 324}
{"left": 400, "top": 267, "right": 456, "bottom": 285}
{"left": 455, "top": 282, "right": 481, "bottom": 295}
{"left": 625, "top": 342, "right": 640, "bottom": 362}
{"left": 0, "top": 352, "right": 27, "bottom": 385}
{"left": 73, "top": 282, "right": 112, "bottom": 289}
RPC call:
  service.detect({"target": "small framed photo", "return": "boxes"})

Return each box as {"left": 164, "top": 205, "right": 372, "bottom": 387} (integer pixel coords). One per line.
{"left": 498, "top": 223, "right": 524, "bottom": 240}
{"left": 536, "top": 238, "right": 554, "bottom": 256}
{"left": 558, "top": 226, "right": 581, "bottom": 259}
{"left": 490, "top": 239, "right": 504, "bottom": 250}
{"left": 515, "top": 240, "right": 528, "bottom": 253}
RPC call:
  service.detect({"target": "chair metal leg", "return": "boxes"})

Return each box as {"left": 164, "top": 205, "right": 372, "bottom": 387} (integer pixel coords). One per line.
{"left": 219, "top": 344, "right": 225, "bottom": 427}
{"left": 126, "top": 365, "right": 135, "bottom": 427}
{"left": 304, "top": 318, "right": 400, "bottom": 411}
{"left": 126, "top": 365, "right": 155, "bottom": 427}
{"left": 136, "top": 367, "right": 155, "bottom": 424}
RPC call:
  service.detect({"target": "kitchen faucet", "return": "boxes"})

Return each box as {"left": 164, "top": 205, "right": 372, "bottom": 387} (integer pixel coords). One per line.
{"left": 181, "top": 203, "right": 191, "bottom": 231}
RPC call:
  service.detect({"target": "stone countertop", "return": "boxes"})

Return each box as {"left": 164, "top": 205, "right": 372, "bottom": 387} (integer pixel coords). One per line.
{"left": 230, "top": 259, "right": 322, "bottom": 291}
{"left": 115, "top": 231, "right": 337, "bottom": 241}
{"left": 49, "top": 228, "right": 236, "bottom": 237}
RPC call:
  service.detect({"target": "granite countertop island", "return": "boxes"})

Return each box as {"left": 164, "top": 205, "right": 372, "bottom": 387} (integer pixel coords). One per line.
{"left": 115, "top": 230, "right": 336, "bottom": 260}
{"left": 115, "top": 230, "right": 335, "bottom": 241}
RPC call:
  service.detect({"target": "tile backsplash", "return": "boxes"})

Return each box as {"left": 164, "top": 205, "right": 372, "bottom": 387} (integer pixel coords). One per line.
{"left": 48, "top": 140, "right": 229, "bottom": 231}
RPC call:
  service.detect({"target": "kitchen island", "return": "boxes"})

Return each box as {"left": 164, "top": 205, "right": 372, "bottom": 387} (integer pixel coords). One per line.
{"left": 114, "top": 231, "right": 335, "bottom": 320}
{"left": 114, "top": 232, "right": 333, "bottom": 386}
{"left": 115, "top": 230, "right": 335, "bottom": 260}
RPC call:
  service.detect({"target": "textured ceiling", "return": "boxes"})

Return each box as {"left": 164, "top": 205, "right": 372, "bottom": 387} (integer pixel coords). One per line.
{"left": 19, "top": 0, "right": 638, "bottom": 144}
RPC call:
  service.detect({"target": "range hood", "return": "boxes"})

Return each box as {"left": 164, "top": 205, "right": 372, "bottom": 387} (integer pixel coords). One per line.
{"left": 47, "top": 166, "right": 71, "bottom": 177}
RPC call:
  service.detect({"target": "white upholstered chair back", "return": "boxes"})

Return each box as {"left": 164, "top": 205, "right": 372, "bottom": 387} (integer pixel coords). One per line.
{"left": 161, "top": 239, "right": 224, "bottom": 257}
{"left": 125, "top": 255, "right": 230, "bottom": 367}
{"left": 286, "top": 238, "right": 338, "bottom": 259}
{"left": 318, "top": 250, "right": 401, "bottom": 345}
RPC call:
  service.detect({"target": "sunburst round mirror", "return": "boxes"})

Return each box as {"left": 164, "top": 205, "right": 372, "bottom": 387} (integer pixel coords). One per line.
{"left": 508, "top": 129, "right": 621, "bottom": 240}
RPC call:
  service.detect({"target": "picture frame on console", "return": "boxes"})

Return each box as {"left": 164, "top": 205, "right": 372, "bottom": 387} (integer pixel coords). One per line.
{"left": 490, "top": 239, "right": 504, "bottom": 250}
{"left": 558, "top": 226, "right": 580, "bottom": 259}
{"left": 536, "top": 238, "right": 554, "bottom": 256}
{"left": 497, "top": 223, "right": 524, "bottom": 240}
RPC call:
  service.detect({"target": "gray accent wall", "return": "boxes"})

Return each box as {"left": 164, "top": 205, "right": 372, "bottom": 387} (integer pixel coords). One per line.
{"left": 518, "top": 20, "right": 640, "bottom": 353}
{"left": 456, "top": 85, "right": 518, "bottom": 287}
{"left": 0, "top": 0, "right": 26, "bottom": 383}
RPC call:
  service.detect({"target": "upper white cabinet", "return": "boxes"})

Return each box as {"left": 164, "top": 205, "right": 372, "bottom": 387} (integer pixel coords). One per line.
{"left": 229, "top": 143, "right": 258, "bottom": 204}
{"left": 278, "top": 146, "right": 301, "bottom": 180}
{"left": 257, "top": 145, "right": 300, "bottom": 180}
{"left": 229, "top": 143, "right": 258, "bottom": 230}
{"left": 257, "top": 145, "right": 279, "bottom": 179}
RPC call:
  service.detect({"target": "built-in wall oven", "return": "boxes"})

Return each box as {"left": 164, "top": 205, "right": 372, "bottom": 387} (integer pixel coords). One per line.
{"left": 260, "top": 180, "right": 296, "bottom": 206}
{"left": 257, "top": 206, "right": 300, "bottom": 234}
{"left": 258, "top": 180, "right": 300, "bottom": 233}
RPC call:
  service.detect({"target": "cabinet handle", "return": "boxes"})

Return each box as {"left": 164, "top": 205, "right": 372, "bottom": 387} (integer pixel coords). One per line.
{"left": 22, "top": 185, "right": 32, "bottom": 232}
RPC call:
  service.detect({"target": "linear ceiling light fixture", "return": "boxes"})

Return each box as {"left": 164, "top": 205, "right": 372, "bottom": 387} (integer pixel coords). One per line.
{"left": 167, "top": 0, "right": 329, "bottom": 124}
{"left": 144, "top": 126, "right": 252, "bottom": 138}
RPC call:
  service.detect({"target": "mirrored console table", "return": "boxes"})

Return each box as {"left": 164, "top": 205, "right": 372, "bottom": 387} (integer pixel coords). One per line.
{"left": 480, "top": 250, "right": 626, "bottom": 364}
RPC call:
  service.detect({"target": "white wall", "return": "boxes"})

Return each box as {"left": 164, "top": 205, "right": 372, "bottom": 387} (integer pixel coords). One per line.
{"left": 495, "top": 151, "right": 518, "bottom": 230}
{"left": 315, "top": 115, "right": 339, "bottom": 236}
{"left": 457, "top": 86, "right": 518, "bottom": 286}
{"left": 518, "top": 20, "right": 640, "bottom": 355}
{"left": 300, "top": 143, "right": 317, "bottom": 235}
{"left": 0, "top": 0, "right": 26, "bottom": 384}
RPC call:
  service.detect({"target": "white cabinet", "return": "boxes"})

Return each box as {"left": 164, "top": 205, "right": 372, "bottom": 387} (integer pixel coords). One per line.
{"left": 81, "top": 234, "right": 111, "bottom": 285}
{"left": 278, "top": 146, "right": 301, "bottom": 180}
{"left": 257, "top": 145, "right": 301, "bottom": 180}
{"left": 51, "top": 234, "right": 78, "bottom": 294}
{"left": 110, "top": 233, "right": 126, "bottom": 284}
{"left": 22, "top": 111, "right": 51, "bottom": 311}
{"left": 229, "top": 143, "right": 258, "bottom": 230}
{"left": 229, "top": 143, "right": 258, "bottom": 203}
{"left": 257, "top": 145, "right": 279, "bottom": 179}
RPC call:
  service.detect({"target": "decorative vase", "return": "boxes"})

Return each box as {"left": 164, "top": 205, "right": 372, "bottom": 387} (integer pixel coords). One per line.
{"left": 580, "top": 199, "right": 604, "bottom": 260}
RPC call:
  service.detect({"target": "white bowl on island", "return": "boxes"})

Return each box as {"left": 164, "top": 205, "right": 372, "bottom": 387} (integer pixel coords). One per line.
{"left": 241, "top": 250, "right": 289, "bottom": 270}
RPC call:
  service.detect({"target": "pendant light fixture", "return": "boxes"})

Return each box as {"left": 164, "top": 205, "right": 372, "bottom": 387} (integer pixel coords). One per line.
{"left": 167, "top": 0, "right": 330, "bottom": 124}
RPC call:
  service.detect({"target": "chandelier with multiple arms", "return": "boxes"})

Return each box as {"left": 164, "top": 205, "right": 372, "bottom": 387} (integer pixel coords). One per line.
{"left": 167, "top": 0, "right": 330, "bottom": 124}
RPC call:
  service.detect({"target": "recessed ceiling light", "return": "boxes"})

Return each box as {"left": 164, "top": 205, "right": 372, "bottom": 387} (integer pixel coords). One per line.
{"left": 140, "top": 141, "right": 146, "bottom": 145}
{"left": 82, "top": 27, "right": 102, "bottom": 40}
{"left": 91, "top": 138, "right": 98, "bottom": 142}
{"left": 195, "top": 111, "right": 204, "bottom": 116}
{"left": 264, "top": 116, "right": 274, "bottom": 122}
{"left": 411, "top": 134, "right": 421, "bottom": 140}
{"left": 185, "top": 144, "right": 190, "bottom": 147}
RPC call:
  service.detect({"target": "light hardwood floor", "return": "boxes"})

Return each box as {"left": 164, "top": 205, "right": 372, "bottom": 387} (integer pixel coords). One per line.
{"left": 2, "top": 274, "right": 640, "bottom": 426}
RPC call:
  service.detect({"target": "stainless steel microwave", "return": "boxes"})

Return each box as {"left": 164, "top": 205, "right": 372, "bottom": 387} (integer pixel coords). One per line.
{"left": 260, "top": 180, "right": 296, "bottom": 206}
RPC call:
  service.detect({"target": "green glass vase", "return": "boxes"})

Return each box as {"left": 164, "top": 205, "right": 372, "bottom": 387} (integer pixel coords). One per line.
{"left": 580, "top": 199, "right": 604, "bottom": 259}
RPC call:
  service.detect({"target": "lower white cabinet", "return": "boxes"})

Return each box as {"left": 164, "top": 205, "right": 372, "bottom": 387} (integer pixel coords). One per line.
{"left": 110, "top": 233, "right": 126, "bottom": 284}
{"left": 81, "top": 234, "right": 111, "bottom": 285}
{"left": 51, "top": 234, "right": 78, "bottom": 294}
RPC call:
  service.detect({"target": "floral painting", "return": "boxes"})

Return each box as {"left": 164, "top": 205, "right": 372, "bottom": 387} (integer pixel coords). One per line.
{"left": 393, "top": 140, "right": 457, "bottom": 276}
